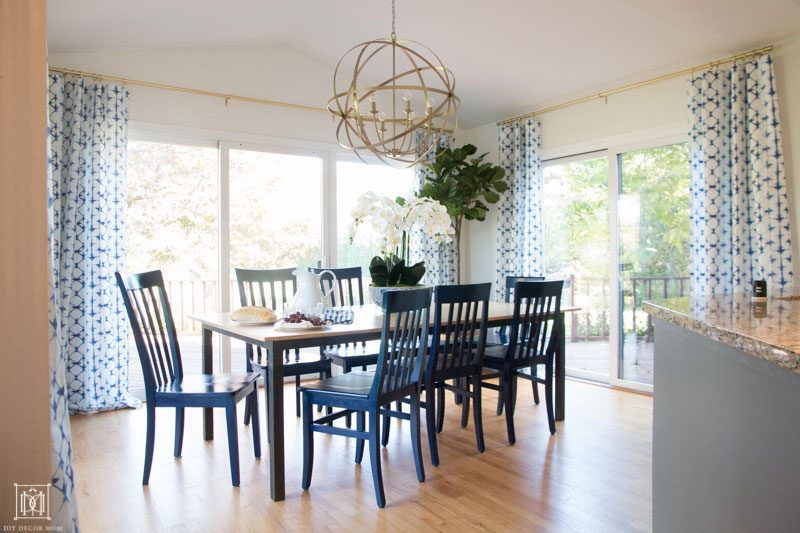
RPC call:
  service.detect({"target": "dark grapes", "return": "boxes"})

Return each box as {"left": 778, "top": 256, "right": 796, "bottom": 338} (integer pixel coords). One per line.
{"left": 282, "top": 312, "right": 330, "bottom": 327}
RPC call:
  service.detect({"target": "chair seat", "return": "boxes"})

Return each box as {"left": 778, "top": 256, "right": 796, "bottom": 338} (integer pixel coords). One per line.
{"left": 323, "top": 340, "right": 381, "bottom": 358}
{"left": 298, "top": 370, "right": 375, "bottom": 397}
{"left": 156, "top": 372, "right": 259, "bottom": 396}
{"left": 482, "top": 345, "right": 507, "bottom": 368}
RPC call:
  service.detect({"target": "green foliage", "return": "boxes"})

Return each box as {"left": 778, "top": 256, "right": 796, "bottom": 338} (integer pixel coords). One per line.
{"left": 419, "top": 144, "right": 507, "bottom": 223}
{"left": 368, "top": 255, "right": 426, "bottom": 287}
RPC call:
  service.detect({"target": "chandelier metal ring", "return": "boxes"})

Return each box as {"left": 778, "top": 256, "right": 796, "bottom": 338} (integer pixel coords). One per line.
{"left": 327, "top": 30, "right": 460, "bottom": 167}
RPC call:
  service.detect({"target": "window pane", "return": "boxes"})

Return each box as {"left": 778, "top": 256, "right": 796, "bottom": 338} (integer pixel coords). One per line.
{"left": 228, "top": 148, "right": 324, "bottom": 372}
{"left": 543, "top": 156, "right": 610, "bottom": 380}
{"left": 126, "top": 140, "right": 219, "bottom": 394}
{"left": 229, "top": 149, "right": 323, "bottom": 270}
{"left": 618, "top": 143, "right": 690, "bottom": 385}
{"left": 335, "top": 159, "right": 415, "bottom": 272}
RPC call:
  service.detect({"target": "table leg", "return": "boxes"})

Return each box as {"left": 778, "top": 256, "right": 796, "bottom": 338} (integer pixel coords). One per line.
{"left": 202, "top": 327, "right": 214, "bottom": 440}
{"left": 268, "top": 341, "right": 285, "bottom": 501}
{"left": 556, "top": 312, "right": 565, "bottom": 421}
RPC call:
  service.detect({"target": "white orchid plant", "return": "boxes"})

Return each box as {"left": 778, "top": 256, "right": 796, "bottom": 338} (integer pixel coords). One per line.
{"left": 349, "top": 192, "right": 455, "bottom": 286}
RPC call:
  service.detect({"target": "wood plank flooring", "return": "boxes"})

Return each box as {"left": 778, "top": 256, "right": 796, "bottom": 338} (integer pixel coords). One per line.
{"left": 70, "top": 380, "right": 652, "bottom": 532}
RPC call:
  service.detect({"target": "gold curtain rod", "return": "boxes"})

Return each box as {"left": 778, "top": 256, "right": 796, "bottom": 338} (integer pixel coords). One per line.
{"left": 47, "top": 66, "right": 329, "bottom": 114}
{"left": 497, "top": 44, "right": 774, "bottom": 126}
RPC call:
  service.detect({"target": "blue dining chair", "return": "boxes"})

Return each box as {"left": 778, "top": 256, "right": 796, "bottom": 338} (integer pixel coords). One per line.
{"left": 116, "top": 270, "right": 261, "bottom": 486}
{"left": 298, "top": 287, "right": 431, "bottom": 508}
{"left": 236, "top": 267, "right": 333, "bottom": 435}
{"left": 481, "top": 280, "right": 563, "bottom": 442}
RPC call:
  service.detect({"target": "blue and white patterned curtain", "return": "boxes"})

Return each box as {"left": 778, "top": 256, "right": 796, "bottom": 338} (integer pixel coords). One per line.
{"left": 47, "top": 156, "right": 79, "bottom": 532}
{"left": 495, "top": 118, "right": 545, "bottom": 300}
{"left": 688, "top": 53, "right": 793, "bottom": 294}
{"left": 48, "top": 73, "right": 138, "bottom": 412}
{"left": 412, "top": 131, "right": 457, "bottom": 286}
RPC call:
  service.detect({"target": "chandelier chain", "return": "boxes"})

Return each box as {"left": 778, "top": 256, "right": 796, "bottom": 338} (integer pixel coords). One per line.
{"left": 391, "top": 0, "right": 396, "bottom": 41}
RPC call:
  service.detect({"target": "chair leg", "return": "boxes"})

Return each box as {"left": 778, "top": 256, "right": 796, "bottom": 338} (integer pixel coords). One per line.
{"left": 473, "top": 378, "right": 485, "bottom": 453}
{"left": 511, "top": 374, "right": 518, "bottom": 412}
{"left": 544, "top": 362, "right": 556, "bottom": 435}
{"left": 143, "top": 403, "right": 156, "bottom": 485}
{"left": 436, "top": 383, "right": 445, "bottom": 433}
{"left": 460, "top": 386, "right": 470, "bottom": 429}
{"left": 410, "top": 393, "right": 425, "bottom": 482}
{"left": 225, "top": 402, "right": 241, "bottom": 487}
{"left": 368, "top": 410, "right": 386, "bottom": 508}
{"left": 355, "top": 410, "right": 365, "bottom": 464}
{"left": 531, "top": 366, "right": 540, "bottom": 405}
{"left": 496, "top": 376, "right": 504, "bottom": 416}
{"left": 381, "top": 401, "right": 392, "bottom": 446}
{"left": 503, "top": 371, "right": 516, "bottom": 445}
{"left": 243, "top": 394, "right": 251, "bottom": 426}
{"left": 243, "top": 358, "right": 253, "bottom": 425}
{"left": 249, "top": 389, "right": 261, "bottom": 458}
{"left": 324, "top": 368, "right": 333, "bottom": 422}
{"left": 173, "top": 407, "right": 184, "bottom": 458}
{"left": 345, "top": 364, "right": 353, "bottom": 429}
{"left": 301, "top": 393, "right": 314, "bottom": 490}
{"left": 453, "top": 378, "right": 463, "bottom": 405}
{"left": 425, "top": 386, "right": 439, "bottom": 466}
{"left": 296, "top": 375, "right": 302, "bottom": 418}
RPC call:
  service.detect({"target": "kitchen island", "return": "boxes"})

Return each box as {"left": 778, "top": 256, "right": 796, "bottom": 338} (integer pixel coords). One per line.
{"left": 644, "top": 292, "right": 800, "bottom": 533}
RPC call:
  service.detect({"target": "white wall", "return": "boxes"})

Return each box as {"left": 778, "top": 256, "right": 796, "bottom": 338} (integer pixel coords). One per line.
{"left": 49, "top": 44, "right": 340, "bottom": 145}
{"left": 458, "top": 34, "right": 800, "bottom": 284}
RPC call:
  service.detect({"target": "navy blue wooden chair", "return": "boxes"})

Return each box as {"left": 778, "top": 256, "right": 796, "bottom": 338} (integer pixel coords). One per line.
{"left": 381, "top": 283, "right": 491, "bottom": 465}
{"left": 425, "top": 283, "right": 491, "bottom": 465}
{"left": 312, "top": 266, "right": 382, "bottom": 428}
{"left": 298, "top": 287, "right": 431, "bottom": 508}
{"left": 481, "top": 280, "right": 563, "bottom": 442}
{"left": 235, "top": 267, "right": 332, "bottom": 435}
{"left": 116, "top": 270, "right": 260, "bottom": 487}
{"left": 494, "top": 275, "right": 545, "bottom": 415}
{"left": 312, "top": 266, "right": 381, "bottom": 373}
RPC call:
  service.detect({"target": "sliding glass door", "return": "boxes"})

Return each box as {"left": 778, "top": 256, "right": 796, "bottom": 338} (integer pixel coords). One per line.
{"left": 615, "top": 143, "right": 690, "bottom": 387}
{"left": 542, "top": 139, "right": 689, "bottom": 390}
{"left": 542, "top": 155, "right": 611, "bottom": 381}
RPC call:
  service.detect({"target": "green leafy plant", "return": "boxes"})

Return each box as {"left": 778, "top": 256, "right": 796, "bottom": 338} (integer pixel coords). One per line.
{"left": 368, "top": 254, "right": 426, "bottom": 287}
{"left": 420, "top": 144, "right": 508, "bottom": 282}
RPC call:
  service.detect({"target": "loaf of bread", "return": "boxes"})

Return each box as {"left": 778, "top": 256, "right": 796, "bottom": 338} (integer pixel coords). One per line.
{"left": 230, "top": 306, "right": 276, "bottom": 322}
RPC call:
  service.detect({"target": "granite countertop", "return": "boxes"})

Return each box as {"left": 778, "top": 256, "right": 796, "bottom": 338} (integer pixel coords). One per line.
{"left": 643, "top": 289, "right": 800, "bottom": 374}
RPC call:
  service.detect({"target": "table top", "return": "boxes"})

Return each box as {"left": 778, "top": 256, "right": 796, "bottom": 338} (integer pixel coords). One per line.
{"left": 190, "top": 302, "right": 579, "bottom": 343}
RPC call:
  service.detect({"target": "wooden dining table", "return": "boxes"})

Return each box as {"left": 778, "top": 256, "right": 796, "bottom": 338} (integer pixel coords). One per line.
{"left": 190, "top": 301, "right": 578, "bottom": 501}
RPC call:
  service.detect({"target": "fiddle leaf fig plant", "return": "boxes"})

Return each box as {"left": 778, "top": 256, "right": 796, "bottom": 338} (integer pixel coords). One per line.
{"left": 419, "top": 144, "right": 508, "bottom": 283}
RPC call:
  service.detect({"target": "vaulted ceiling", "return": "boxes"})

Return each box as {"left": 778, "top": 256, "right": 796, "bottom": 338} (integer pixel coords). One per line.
{"left": 48, "top": 0, "right": 800, "bottom": 127}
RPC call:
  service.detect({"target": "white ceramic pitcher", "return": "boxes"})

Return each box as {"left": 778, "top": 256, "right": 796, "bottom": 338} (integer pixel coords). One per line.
{"left": 289, "top": 269, "right": 337, "bottom": 313}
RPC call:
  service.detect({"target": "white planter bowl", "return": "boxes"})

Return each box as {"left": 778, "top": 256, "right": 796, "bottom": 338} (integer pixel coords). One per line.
{"left": 368, "top": 285, "right": 428, "bottom": 309}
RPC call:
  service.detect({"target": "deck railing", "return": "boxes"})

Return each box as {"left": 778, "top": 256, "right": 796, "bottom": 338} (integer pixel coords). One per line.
{"left": 161, "top": 275, "right": 690, "bottom": 339}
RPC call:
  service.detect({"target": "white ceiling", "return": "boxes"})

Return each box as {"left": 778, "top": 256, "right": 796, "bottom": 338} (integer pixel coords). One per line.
{"left": 47, "top": 0, "right": 800, "bottom": 127}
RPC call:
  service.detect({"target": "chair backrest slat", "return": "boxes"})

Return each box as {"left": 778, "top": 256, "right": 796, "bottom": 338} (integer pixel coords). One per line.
{"left": 309, "top": 266, "right": 365, "bottom": 307}
{"left": 427, "top": 283, "right": 491, "bottom": 380}
{"left": 371, "top": 288, "right": 432, "bottom": 401}
{"left": 116, "top": 270, "right": 183, "bottom": 398}
{"left": 235, "top": 267, "right": 297, "bottom": 365}
{"left": 506, "top": 280, "right": 563, "bottom": 366}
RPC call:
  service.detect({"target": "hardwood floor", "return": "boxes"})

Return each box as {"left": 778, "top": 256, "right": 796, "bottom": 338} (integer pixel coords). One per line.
{"left": 71, "top": 380, "right": 652, "bottom": 532}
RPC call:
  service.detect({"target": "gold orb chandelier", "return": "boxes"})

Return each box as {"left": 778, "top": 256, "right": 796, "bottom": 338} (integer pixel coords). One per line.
{"left": 327, "top": 0, "right": 460, "bottom": 167}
